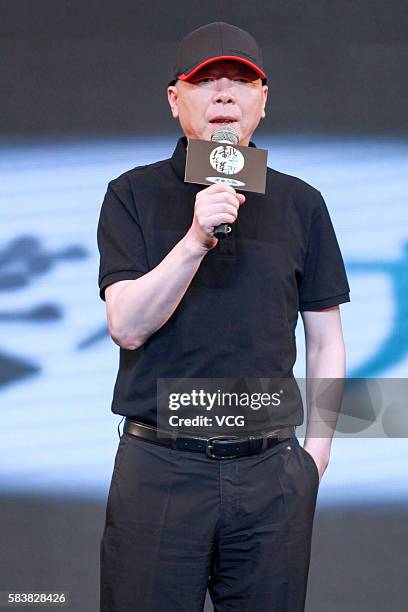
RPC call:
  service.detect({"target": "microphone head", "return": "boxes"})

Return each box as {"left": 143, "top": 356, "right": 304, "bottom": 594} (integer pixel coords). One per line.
{"left": 210, "top": 125, "right": 239, "bottom": 145}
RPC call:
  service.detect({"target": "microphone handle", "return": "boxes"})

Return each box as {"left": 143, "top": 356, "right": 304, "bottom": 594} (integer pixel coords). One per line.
{"left": 214, "top": 223, "right": 231, "bottom": 239}
{"left": 213, "top": 184, "right": 241, "bottom": 238}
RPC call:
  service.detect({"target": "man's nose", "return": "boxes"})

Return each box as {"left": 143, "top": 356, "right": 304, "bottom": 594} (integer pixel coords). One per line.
{"left": 212, "top": 78, "right": 235, "bottom": 102}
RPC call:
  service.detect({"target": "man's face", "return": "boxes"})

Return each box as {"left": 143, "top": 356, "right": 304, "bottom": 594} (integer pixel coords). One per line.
{"left": 167, "top": 60, "right": 268, "bottom": 146}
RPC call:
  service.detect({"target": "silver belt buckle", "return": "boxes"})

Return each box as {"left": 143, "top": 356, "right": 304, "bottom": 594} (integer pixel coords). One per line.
{"left": 205, "top": 435, "right": 240, "bottom": 459}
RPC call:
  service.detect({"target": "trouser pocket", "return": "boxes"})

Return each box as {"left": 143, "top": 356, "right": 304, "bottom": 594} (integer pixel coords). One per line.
{"left": 296, "top": 439, "right": 320, "bottom": 487}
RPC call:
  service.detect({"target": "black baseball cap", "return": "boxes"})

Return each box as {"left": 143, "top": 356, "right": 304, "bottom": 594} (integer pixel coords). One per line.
{"left": 168, "top": 21, "right": 267, "bottom": 87}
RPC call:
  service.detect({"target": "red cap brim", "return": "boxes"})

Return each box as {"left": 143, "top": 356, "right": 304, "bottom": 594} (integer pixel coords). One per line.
{"left": 178, "top": 55, "right": 266, "bottom": 81}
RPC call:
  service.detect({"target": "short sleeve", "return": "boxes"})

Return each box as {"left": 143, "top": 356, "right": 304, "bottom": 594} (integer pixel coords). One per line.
{"left": 97, "top": 177, "right": 149, "bottom": 301}
{"left": 298, "top": 192, "right": 350, "bottom": 311}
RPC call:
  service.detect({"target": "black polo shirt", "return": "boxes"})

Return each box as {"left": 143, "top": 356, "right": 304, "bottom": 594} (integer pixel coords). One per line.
{"left": 97, "top": 136, "right": 350, "bottom": 427}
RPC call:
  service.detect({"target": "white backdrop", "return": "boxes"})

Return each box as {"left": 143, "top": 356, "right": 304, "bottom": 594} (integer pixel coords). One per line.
{"left": 0, "top": 135, "right": 407, "bottom": 506}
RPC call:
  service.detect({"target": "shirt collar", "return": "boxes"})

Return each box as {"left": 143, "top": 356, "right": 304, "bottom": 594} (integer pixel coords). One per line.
{"left": 170, "top": 135, "right": 258, "bottom": 181}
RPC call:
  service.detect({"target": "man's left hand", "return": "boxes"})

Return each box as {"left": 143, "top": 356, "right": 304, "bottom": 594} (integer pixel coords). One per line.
{"left": 303, "top": 444, "right": 330, "bottom": 483}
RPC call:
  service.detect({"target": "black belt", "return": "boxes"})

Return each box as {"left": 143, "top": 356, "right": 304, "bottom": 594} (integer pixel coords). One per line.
{"left": 123, "top": 418, "right": 295, "bottom": 460}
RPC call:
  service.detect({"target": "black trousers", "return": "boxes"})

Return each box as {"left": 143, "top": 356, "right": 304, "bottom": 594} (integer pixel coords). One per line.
{"left": 100, "top": 430, "right": 319, "bottom": 612}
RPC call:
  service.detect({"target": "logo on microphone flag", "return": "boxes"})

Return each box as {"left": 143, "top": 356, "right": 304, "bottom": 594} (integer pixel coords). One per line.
{"left": 209, "top": 145, "right": 245, "bottom": 175}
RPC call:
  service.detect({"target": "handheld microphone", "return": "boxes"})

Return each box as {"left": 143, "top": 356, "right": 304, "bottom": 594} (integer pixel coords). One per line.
{"left": 210, "top": 126, "right": 239, "bottom": 239}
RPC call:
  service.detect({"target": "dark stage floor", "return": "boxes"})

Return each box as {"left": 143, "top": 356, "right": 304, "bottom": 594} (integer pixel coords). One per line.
{"left": 1, "top": 495, "right": 406, "bottom": 612}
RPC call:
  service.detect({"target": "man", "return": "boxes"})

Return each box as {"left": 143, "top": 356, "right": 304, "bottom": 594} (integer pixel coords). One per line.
{"left": 97, "top": 21, "right": 350, "bottom": 612}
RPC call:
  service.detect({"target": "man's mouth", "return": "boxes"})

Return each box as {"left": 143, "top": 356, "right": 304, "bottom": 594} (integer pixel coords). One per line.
{"left": 209, "top": 118, "right": 238, "bottom": 125}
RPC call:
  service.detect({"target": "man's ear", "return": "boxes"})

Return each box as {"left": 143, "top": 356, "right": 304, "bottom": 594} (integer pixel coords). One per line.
{"left": 261, "top": 84, "right": 268, "bottom": 119}
{"left": 167, "top": 85, "right": 179, "bottom": 119}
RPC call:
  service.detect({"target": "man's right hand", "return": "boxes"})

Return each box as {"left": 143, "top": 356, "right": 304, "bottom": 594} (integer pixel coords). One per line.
{"left": 185, "top": 182, "right": 246, "bottom": 253}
